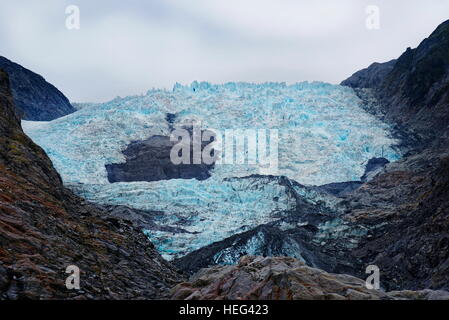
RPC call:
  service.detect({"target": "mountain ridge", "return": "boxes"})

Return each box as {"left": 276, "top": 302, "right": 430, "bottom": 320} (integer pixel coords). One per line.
{"left": 0, "top": 56, "right": 75, "bottom": 121}
{"left": 341, "top": 19, "right": 449, "bottom": 148}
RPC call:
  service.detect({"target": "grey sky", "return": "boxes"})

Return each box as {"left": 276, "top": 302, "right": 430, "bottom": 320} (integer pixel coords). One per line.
{"left": 0, "top": 0, "right": 448, "bottom": 102}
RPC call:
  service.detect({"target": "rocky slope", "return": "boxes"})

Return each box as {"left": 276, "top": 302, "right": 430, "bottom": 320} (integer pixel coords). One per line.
{"left": 341, "top": 59, "right": 397, "bottom": 89}
{"left": 344, "top": 149, "right": 449, "bottom": 291}
{"left": 0, "top": 56, "right": 75, "bottom": 121}
{"left": 342, "top": 19, "right": 449, "bottom": 148}
{"left": 338, "top": 20, "right": 449, "bottom": 291}
{"left": 106, "top": 130, "right": 215, "bottom": 183}
{"left": 171, "top": 256, "right": 449, "bottom": 300}
{"left": 0, "top": 69, "right": 184, "bottom": 299}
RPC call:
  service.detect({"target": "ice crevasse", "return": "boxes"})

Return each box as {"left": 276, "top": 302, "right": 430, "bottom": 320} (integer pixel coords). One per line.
{"left": 23, "top": 81, "right": 401, "bottom": 259}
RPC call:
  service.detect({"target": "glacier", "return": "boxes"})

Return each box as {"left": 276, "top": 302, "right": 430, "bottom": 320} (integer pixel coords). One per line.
{"left": 22, "top": 81, "right": 401, "bottom": 260}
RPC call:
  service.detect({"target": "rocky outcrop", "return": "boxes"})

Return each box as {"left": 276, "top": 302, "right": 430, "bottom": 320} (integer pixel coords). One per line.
{"left": 106, "top": 133, "right": 214, "bottom": 183}
{"left": 338, "top": 20, "right": 449, "bottom": 291}
{"left": 341, "top": 59, "right": 397, "bottom": 89}
{"left": 0, "top": 69, "right": 184, "bottom": 299}
{"left": 360, "top": 157, "right": 390, "bottom": 182}
{"left": 342, "top": 20, "right": 449, "bottom": 147}
{"left": 171, "top": 256, "right": 449, "bottom": 300}
{"left": 343, "top": 150, "right": 449, "bottom": 291}
{"left": 0, "top": 56, "right": 75, "bottom": 121}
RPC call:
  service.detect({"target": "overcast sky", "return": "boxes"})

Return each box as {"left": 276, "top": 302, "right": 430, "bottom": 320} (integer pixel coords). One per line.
{"left": 0, "top": 0, "right": 448, "bottom": 102}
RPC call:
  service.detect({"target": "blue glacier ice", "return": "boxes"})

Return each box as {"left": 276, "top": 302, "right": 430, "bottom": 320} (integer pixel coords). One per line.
{"left": 22, "top": 81, "right": 401, "bottom": 260}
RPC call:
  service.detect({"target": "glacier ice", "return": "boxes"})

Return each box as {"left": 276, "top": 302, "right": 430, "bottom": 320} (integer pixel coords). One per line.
{"left": 22, "top": 81, "right": 401, "bottom": 260}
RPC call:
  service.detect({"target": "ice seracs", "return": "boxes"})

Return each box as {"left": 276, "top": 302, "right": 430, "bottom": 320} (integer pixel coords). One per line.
{"left": 23, "top": 81, "right": 401, "bottom": 259}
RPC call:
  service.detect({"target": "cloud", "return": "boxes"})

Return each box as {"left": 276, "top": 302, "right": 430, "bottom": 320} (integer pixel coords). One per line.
{"left": 0, "top": 0, "right": 448, "bottom": 102}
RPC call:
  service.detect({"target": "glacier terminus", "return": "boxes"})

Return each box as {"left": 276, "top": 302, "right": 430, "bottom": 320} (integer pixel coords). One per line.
{"left": 22, "top": 81, "right": 401, "bottom": 260}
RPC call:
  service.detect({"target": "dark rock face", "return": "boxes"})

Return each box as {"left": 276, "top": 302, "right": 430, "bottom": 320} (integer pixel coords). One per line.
{"left": 341, "top": 20, "right": 449, "bottom": 147}
{"left": 360, "top": 157, "right": 389, "bottom": 182}
{"left": 341, "top": 59, "right": 397, "bottom": 89}
{"left": 344, "top": 150, "right": 449, "bottom": 291}
{"left": 338, "top": 20, "right": 449, "bottom": 291}
{"left": 106, "top": 133, "right": 214, "bottom": 183}
{"left": 0, "top": 69, "right": 184, "bottom": 299}
{"left": 0, "top": 56, "right": 75, "bottom": 121}
{"left": 316, "top": 182, "right": 363, "bottom": 198}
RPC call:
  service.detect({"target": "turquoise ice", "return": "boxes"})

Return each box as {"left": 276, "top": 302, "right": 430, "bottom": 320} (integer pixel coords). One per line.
{"left": 23, "top": 81, "right": 401, "bottom": 259}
